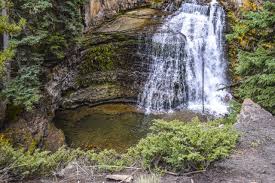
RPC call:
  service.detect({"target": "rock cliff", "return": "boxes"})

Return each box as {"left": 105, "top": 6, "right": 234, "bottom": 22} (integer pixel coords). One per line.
{"left": 59, "top": 7, "right": 166, "bottom": 109}
{"left": 84, "top": 0, "right": 186, "bottom": 27}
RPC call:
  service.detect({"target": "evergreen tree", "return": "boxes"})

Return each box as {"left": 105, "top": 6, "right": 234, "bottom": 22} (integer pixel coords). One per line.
{"left": 2, "top": 0, "right": 85, "bottom": 110}
{"left": 227, "top": 1, "right": 275, "bottom": 114}
{"left": 0, "top": 0, "right": 25, "bottom": 73}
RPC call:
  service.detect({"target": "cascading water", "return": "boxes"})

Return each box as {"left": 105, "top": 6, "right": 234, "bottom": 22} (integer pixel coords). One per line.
{"left": 138, "top": 0, "right": 231, "bottom": 115}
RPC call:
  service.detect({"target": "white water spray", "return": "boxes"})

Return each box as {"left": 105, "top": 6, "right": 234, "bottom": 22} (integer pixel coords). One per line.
{"left": 138, "top": 0, "right": 231, "bottom": 115}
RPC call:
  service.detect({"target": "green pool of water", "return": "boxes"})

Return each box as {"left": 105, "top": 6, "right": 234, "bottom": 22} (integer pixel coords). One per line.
{"left": 54, "top": 104, "right": 205, "bottom": 152}
{"left": 54, "top": 104, "right": 154, "bottom": 151}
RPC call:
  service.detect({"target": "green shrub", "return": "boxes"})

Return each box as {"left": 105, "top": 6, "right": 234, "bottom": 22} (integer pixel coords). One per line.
{"left": 2, "top": 65, "right": 42, "bottom": 111}
{"left": 0, "top": 136, "right": 124, "bottom": 180}
{"left": 220, "top": 100, "right": 242, "bottom": 125}
{"left": 0, "top": 117, "right": 239, "bottom": 180}
{"left": 127, "top": 118, "right": 238, "bottom": 172}
{"left": 236, "top": 47, "right": 275, "bottom": 114}
{"left": 0, "top": 137, "right": 84, "bottom": 179}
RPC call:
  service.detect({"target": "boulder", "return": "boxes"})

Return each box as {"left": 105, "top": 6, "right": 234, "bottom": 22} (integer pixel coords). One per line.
{"left": 191, "top": 99, "right": 275, "bottom": 183}
{"left": 235, "top": 99, "right": 275, "bottom": 148}
{"left": 4, "top": 113, "right": 65, "bottom": 152}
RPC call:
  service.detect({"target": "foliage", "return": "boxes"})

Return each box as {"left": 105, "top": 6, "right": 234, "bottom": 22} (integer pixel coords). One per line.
{"left": 80, "top": 44, "right": 116, "bottom": 73}
{"left": 219, "top": 100, "right": 242, "bottom": 125}
{"left": 127, "top": 118, "right": 239, "bottom": 172}
{"left": 227, "top": 1, "right": 275, "bottom": 114}
{"left": 0, "top": 135, "right": 125, "bottom": 180}
{"left": 11, "top": 0, "right": 85, "bottom": 61}
{"left": 1, "top": 0, "right": 85, "bottom": 110}
{"left": 0, "top": 0, "right": 25, "bottom": 73}
{"left": 0, "top": 115, "right": 239, "bottom": 180}
{"left": 237, "top": 48, "right": 275, "bottom": 113}
{"left": 0, "top": 138, "right": 84, "bottom": 179}
{"left": 2, "top": 65, "right": 42, "bottom": 111}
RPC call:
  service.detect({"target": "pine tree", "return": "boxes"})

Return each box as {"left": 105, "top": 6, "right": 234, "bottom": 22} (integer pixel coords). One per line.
{"left": 0, "top": 0, "right": 25, "bottom": 73}
{"left": 1, "top": 0, "right": 85, "bottom": 110}
{"left": 227, "top": 1, "right": 275, "bottom": 114}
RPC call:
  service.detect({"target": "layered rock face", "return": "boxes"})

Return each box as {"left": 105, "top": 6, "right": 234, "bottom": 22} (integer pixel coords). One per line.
{"left": 60, "top": 8, "right": 164, "bottom": 109}
{"left": 57, "top": 0, "right": 244, "bottom": 109}
{"left": 84, "top": 0, "right": 187, "bottom": 27}
{"left": 84, "top": 0, "right": 150, "bottom": 27}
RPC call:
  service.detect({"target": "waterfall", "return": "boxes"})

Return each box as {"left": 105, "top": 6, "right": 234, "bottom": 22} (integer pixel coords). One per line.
{"left": 138, "top": 0, "right": 230, "bottom": 115}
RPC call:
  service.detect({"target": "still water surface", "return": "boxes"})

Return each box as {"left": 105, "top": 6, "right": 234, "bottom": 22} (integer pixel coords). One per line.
{"left": 54, "top": 104, "right": 205, "bottom": 152}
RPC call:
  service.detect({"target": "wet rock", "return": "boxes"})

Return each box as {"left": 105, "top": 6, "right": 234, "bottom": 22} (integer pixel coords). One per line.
{"left": 60, "top": 7, "right": 162, "bottom": 109}
{"left": 84, "top": 0, "right": 151, "bottom": 27}
{"left": 97, "top": 8, "right": 164, "bottom": 33}
{"left": 61, "top": 84, "right": 137, "bottom": 109}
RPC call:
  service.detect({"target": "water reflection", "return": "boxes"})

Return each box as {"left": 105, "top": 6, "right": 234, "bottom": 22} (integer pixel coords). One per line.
{"left": 54, "top": 104, "right": 205, "bottom": 152}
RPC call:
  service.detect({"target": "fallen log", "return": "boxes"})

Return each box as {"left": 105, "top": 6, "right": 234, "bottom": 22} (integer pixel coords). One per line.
{"left": 106, "top": 174, "right": 133, "bottom": 183}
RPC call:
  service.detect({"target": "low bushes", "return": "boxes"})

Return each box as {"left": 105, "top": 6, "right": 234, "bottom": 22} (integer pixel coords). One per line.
{"left": 0, "top": 117, "right": 239, "bottom": 180}
{"left": 0, "top": 136, "right": 85, "bottom": 180}
{"left": 0, "top": 136, "right": 130, "bottom": 180}
{"left": 128, "top": 118, "right": 239, "bottom": 172}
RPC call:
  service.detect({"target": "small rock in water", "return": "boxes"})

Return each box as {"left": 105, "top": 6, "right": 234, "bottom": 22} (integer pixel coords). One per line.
{"left": 106, "top": 174, "right": 133, "bottom": 182}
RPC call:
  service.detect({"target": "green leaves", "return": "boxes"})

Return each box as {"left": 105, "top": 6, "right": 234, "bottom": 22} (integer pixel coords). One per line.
{"left": 21, "top": 0, "right": 52, "bottom": 14}
{"left": 0, "top": 0, "right": 25, "bottom": 73}
{"left": 227, "top": 1, "right": 275, "bottom": 48}
{"left": 12, "top": 0, "right": 84, "bottom": 62}
{"left": 236, "top": 47, "right": 275, "bottom": 75}
{"left": 1, "top": 0, "right": 86, "bottom": 110}
{"left": 0, "top": 16, "right": 25, "bottom": 34}
{"left": 128, "top": 118, "right": 239, "bottom": 172}
{"left": 2, "top": 65, "right": 42, "bottom": 111}
{"left": 227, "top": 1, "right": 275, "bottom": 114}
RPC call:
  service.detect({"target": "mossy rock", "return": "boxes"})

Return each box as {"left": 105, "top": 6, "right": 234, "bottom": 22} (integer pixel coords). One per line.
{"left": 43, "top": 122, "right": 65, "bottom": 152}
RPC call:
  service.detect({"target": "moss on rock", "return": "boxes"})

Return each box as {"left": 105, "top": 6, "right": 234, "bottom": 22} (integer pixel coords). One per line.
{"left": 80, "top": 44, "right": 117, "bottom": 73}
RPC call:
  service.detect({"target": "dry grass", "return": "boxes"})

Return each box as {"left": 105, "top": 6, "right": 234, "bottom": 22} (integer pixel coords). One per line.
{"left": 136, "top": 174, "right": 160, "bottom": 183}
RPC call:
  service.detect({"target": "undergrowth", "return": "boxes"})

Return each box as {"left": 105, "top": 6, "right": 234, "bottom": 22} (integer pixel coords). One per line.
{"left": 0, "top": 115, "right": 239, "bottom": 180}
{"left": 127, "top": 118, "right": 239, "bottom": 172}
